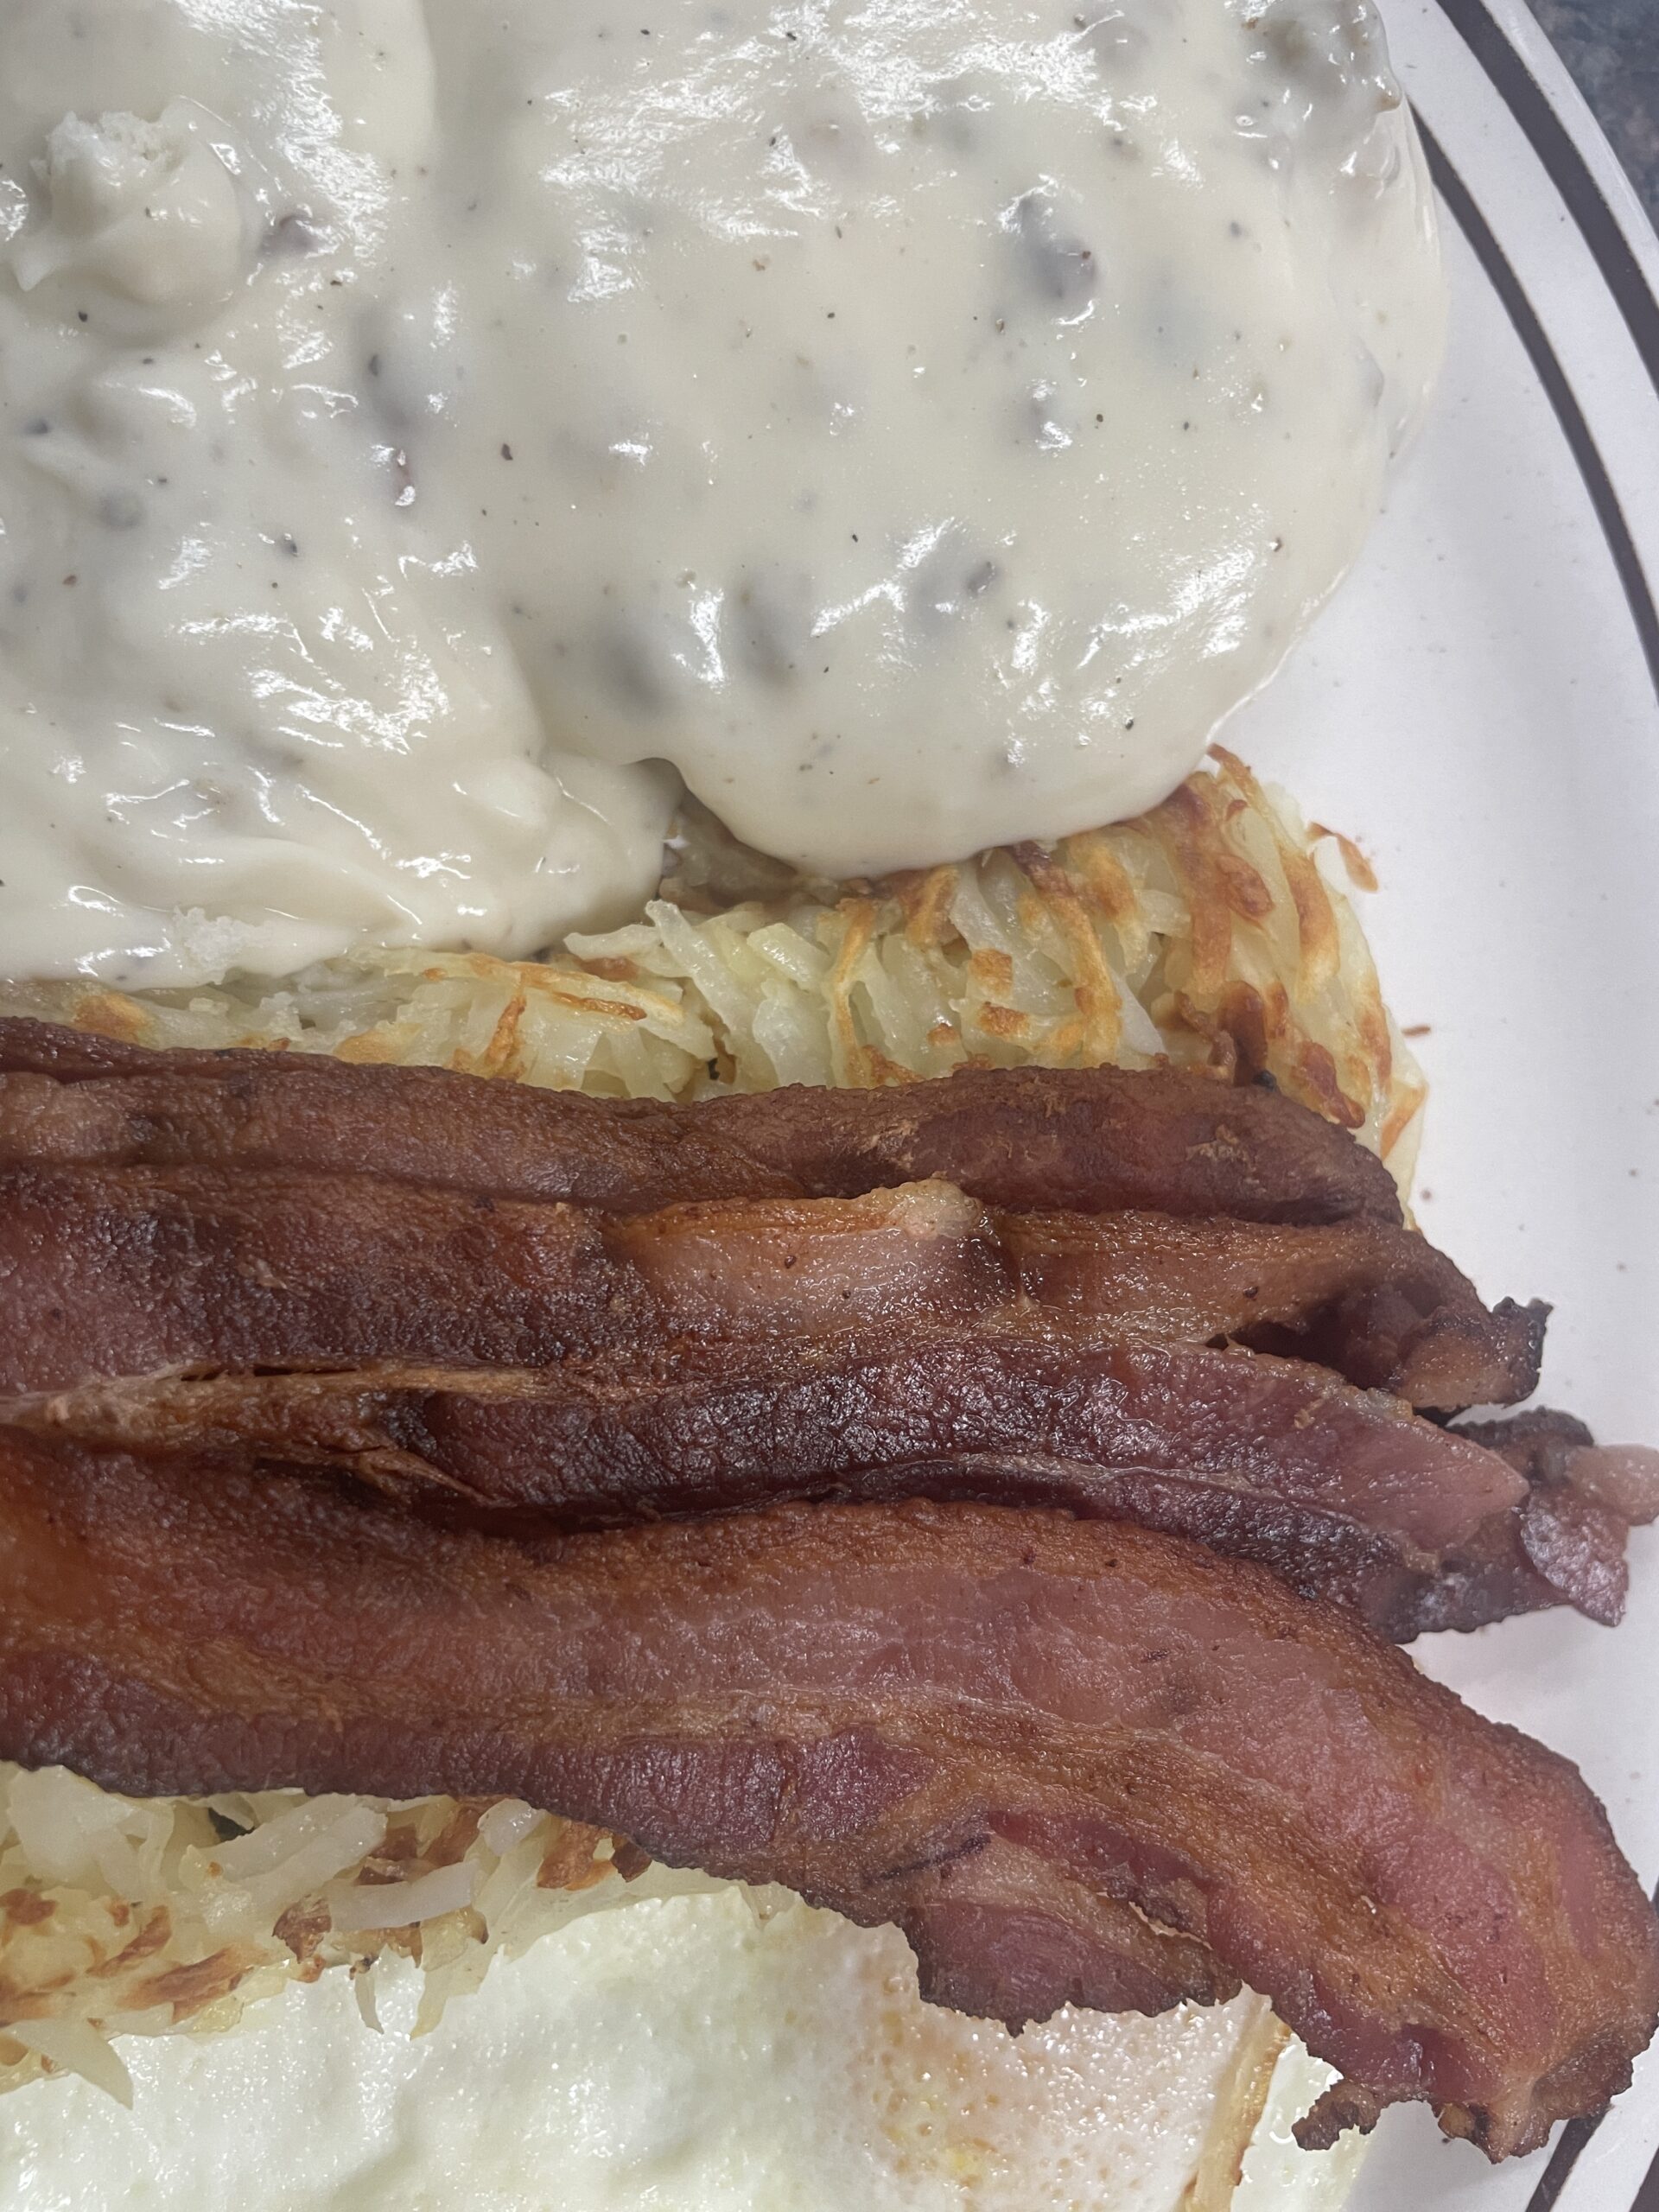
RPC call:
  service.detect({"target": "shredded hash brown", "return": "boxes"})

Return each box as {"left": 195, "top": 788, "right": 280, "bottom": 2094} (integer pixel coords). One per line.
{"left": 0, "top": 752, "right": 1424, "bottom": 1188}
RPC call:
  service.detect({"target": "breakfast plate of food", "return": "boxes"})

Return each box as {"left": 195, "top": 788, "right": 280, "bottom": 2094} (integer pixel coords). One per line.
{"left": 0, "top": 0, "right": 1654, "bottom": 2207}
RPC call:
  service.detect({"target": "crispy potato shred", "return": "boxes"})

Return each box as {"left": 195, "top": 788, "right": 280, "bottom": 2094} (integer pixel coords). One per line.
{"left": 0, "top": 752, "right": 1424, "bottom": 1185}
{"left": 0, "top": 1767, "right": 720, "bottom": 2101}
{"left": 0, "top": 753, "right": 1423, "bottom": 2094}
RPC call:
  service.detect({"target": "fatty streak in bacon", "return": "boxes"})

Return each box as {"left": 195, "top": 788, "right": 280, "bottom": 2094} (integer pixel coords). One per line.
{"left": 0, "top": 1017, "right": 1404, "bottom": 1224}
{"left": 1459, "top": 1408, "right": 1659, "bottom": 1524}
{"left": 0, "top": 1164, "right": 1531, "bottom": 1408}
{"left": 1452, "top": 1408, "right": 1659, "bottom": 1632}
{"left": 0, "top": 1167, "right": 972, "bottom": 1391}
{"left": 0, "top": 1431, "right": 1651, "bottom": 2161}
{"left": 10, "top": 1335, "right": 1587, "bottom": 1641}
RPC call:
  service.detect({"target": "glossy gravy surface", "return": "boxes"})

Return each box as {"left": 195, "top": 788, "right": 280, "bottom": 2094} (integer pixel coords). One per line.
{"left": 0, "top": 0, "right": 1442, "bottom": 986}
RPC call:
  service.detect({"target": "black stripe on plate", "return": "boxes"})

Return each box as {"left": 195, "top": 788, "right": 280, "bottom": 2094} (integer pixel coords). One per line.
{"left": 1413, "top": 122, "right": 1659, "bottom": 2212}
{"left": 1424, "top": 21, "right": 1659, "bottom": 2206}
{"left": 1637, "top": 2135, "right": 1659, "bottom": 2212}
{"left": 1415, "top": 120, "right": 1659, "bottom": 711}
{"left": 1433, "top": 0, "right": 1659, "bottom": 402}
{"left": 1524, "top": 2111, "right": 1610, "bottom": 2212}
{"left": 1517, "top": 1878, "right": 1659, "bottom": 2210}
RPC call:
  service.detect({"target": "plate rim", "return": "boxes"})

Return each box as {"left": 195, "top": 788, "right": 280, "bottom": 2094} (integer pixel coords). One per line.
{"left": 1411, "top": 4, "right": 1658, "bottom": 2205}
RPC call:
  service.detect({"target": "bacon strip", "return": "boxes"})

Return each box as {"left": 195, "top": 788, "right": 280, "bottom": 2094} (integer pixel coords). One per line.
{"left": 0, "top": 1166, "right": 1532, "bottom": 1408}
{"left": 0, "top": 1156, "right": 1604, "bottom": 1630}
{"left": 1, "top": 1430, "right": 1651, "bottom": 2160}
{"left": 0, "top": 1019, "right": 1403, "bottom": 1224}
{"left": 11, "top": 1333, "right": 1606, "bottom": 1641}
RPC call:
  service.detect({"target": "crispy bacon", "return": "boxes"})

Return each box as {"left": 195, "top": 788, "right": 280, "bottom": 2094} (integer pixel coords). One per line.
{"left": 1452, "top": 1408, "right": 1659, "bottom": 1631}
{"left": 1460, "top": 1408, "right": 1659, "bottom": 1522}
{"left": 0, "top": 1152, "right": 1606, "bottom": 1632}
{"left": 0, "top": 1018, "right": 1403, "bottom": 1224}
{"left": 1007, "top": 1205, "right": 1541, "bottom": 1409}
{"left": 0, "top": 1428, "right": 1651, "bottom": 2160}
{"left": 0, "top": 1166, "right": 1533, "bottom": 1408}
{"left": 11, "top": 1332, "right": 1614, "bottom": 1640}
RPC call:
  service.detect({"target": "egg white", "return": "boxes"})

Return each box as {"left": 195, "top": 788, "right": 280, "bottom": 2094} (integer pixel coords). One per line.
{"left": 0, "top": 1885, "right": 1363, "bottom": 2210}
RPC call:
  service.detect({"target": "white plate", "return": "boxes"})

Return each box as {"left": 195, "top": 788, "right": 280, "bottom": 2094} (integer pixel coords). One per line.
{"left": 1230, "top": 3, "right": 1659, "bottom": 2205}
{"left": 3, "top": 7, "right": 1654, "bottom": 2207}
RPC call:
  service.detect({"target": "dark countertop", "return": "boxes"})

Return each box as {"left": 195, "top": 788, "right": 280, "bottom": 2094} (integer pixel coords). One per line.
{"left": 1530, "top": 0, "right": 1659, "bottom": 222}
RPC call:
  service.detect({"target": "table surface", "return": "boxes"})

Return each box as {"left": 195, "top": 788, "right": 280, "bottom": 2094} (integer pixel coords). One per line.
{"left": 1530, "top": 0, "right": 1659, "bottom": 220}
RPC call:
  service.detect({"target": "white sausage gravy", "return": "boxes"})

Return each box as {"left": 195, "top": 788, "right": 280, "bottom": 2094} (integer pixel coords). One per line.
{"left": 0, "top": 0, "right": 1443, "bottom": 986}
